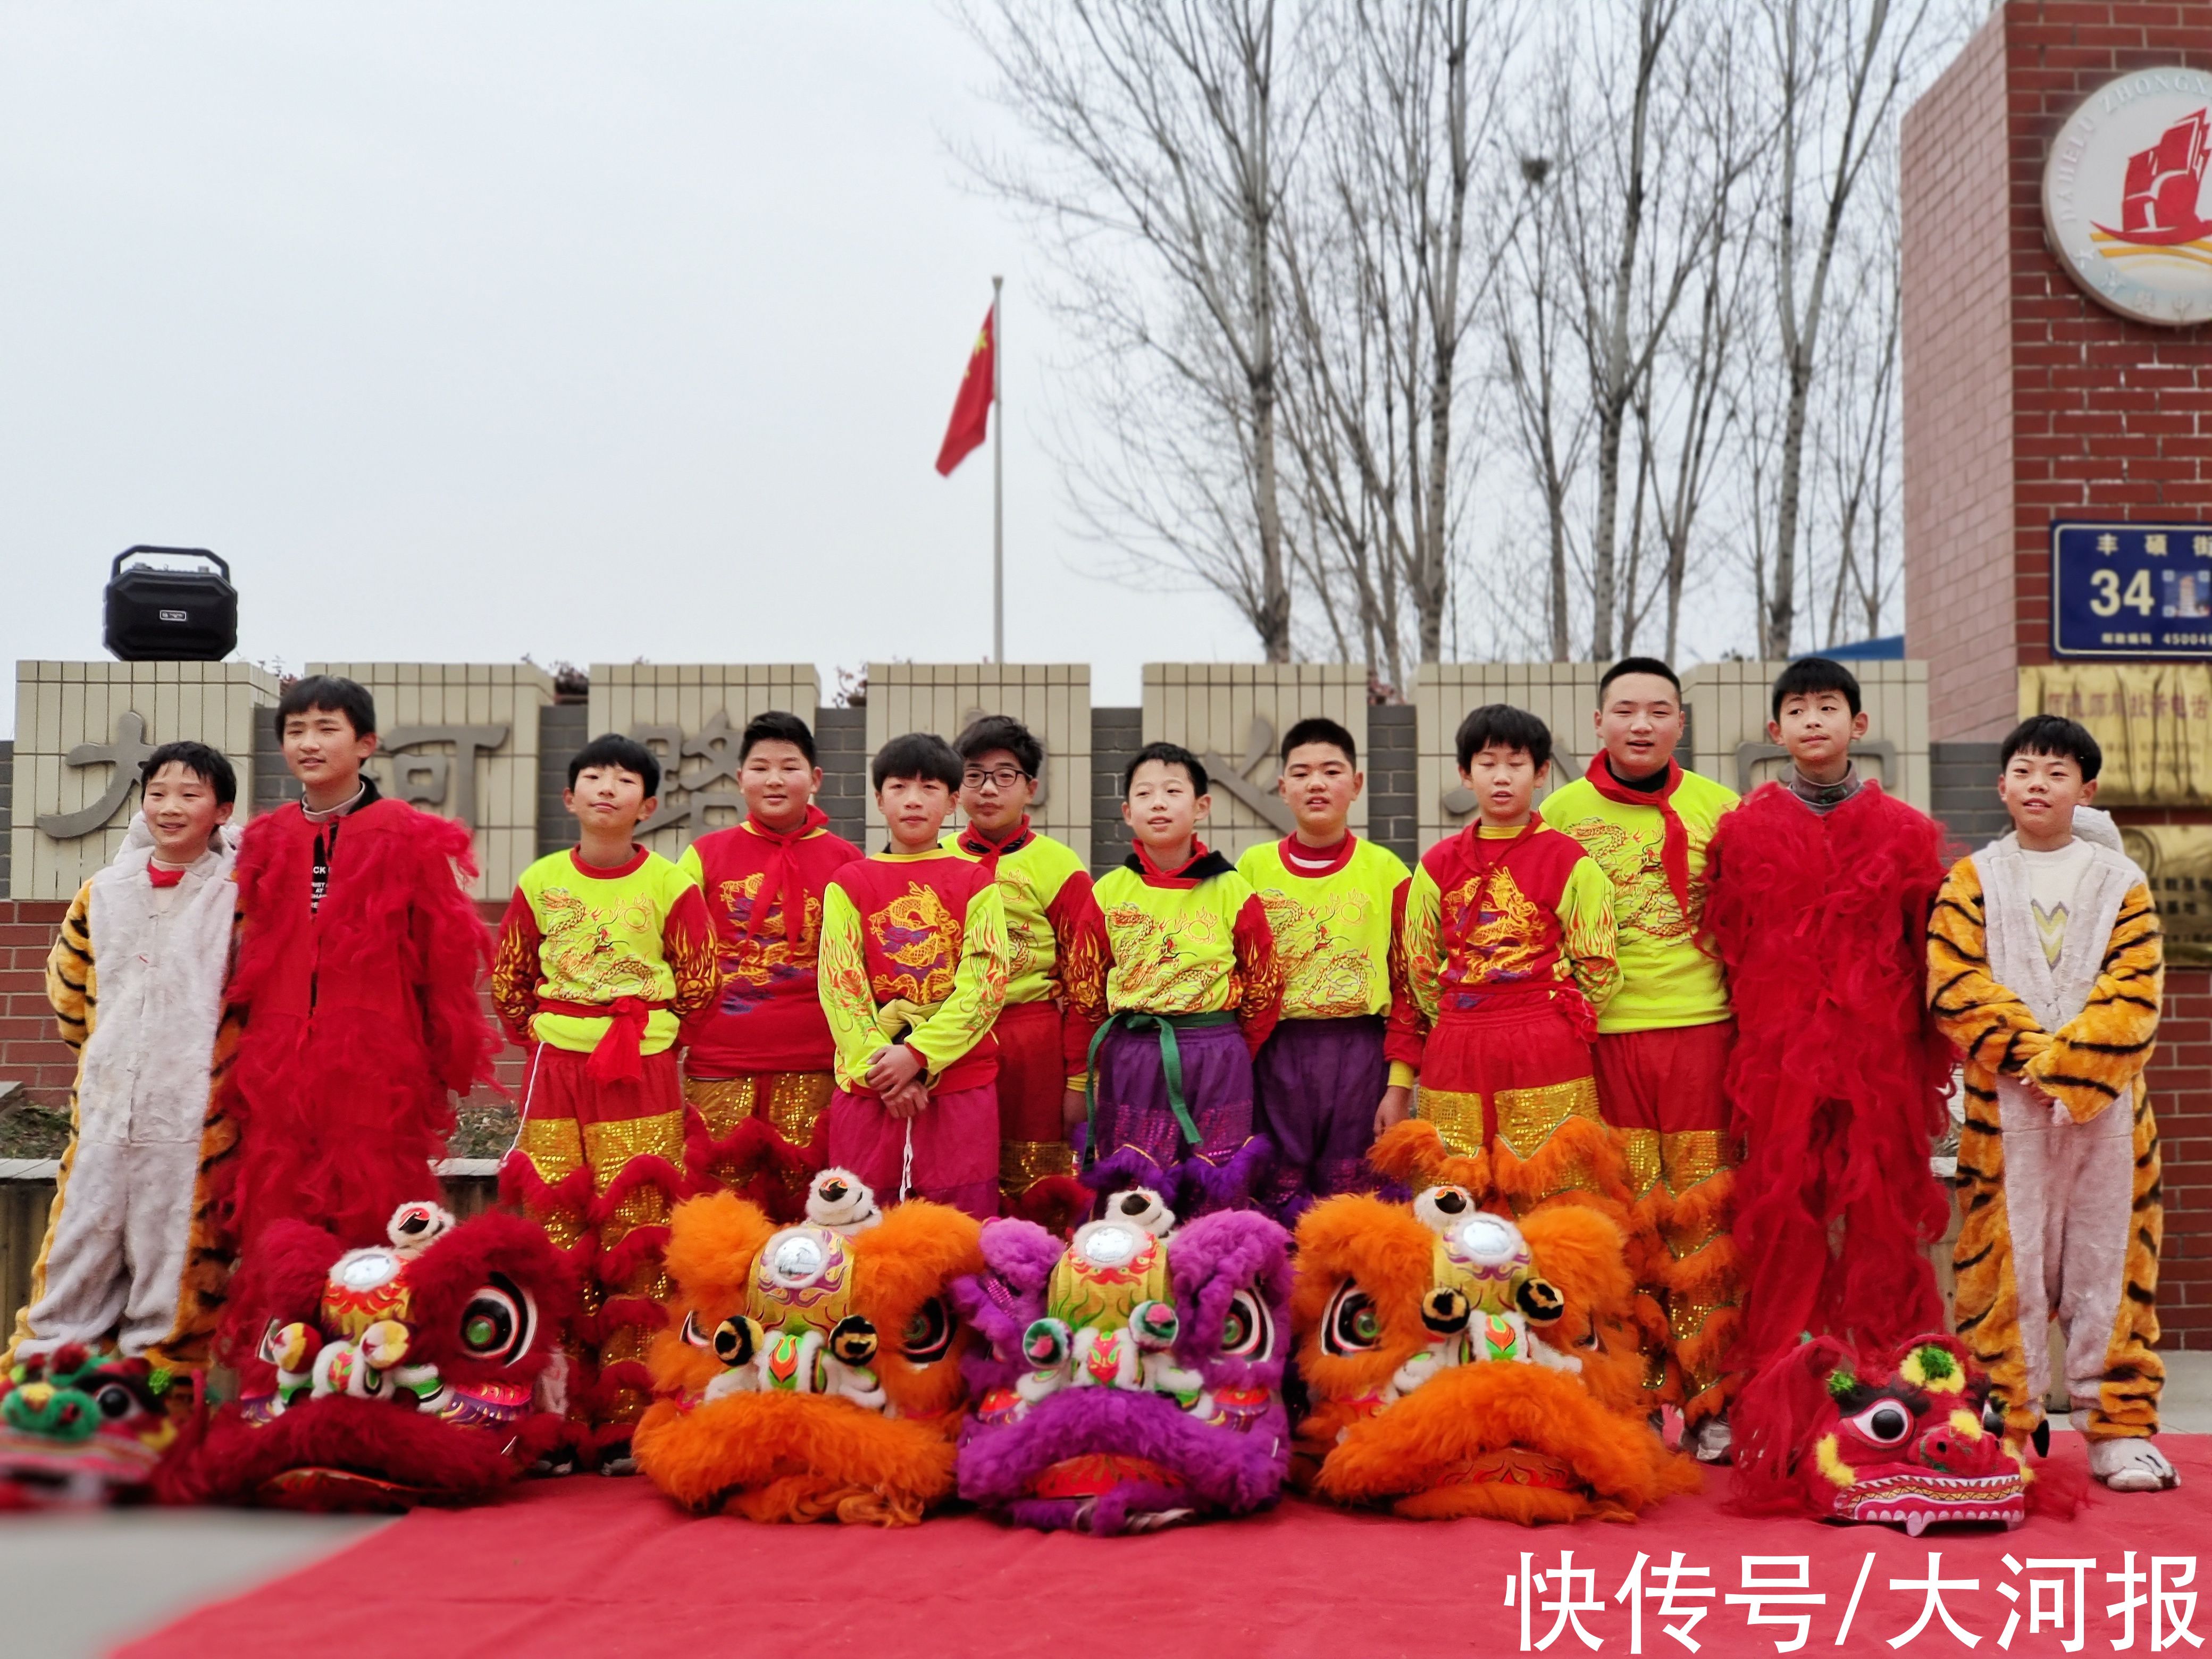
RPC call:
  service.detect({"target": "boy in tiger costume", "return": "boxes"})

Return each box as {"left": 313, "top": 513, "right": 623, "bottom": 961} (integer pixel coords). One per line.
{"left": 1927, "top": 715, "right": 2174, "bottom": 1493}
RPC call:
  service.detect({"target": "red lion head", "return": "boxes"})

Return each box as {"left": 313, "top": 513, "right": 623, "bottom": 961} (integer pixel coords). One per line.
{"left": 1731, "top": 1333, "right": 2032, "bottom": 1535}
{"left": 156, "top": 1202, "right": 579, "bottom": 1510}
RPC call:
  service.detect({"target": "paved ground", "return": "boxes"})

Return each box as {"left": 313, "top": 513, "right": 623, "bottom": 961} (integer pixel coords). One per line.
{"left": 5, "top": 1353, "right": 2209, "bottom": 1656}
{"left": 0, "top": 1507, "right": 388, "bottom": 1655}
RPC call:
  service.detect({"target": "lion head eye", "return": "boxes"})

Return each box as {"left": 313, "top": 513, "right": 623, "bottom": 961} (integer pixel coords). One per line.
{"left": 1321, "top": 1282, "right": 1382, "bottom": 1355}
{"left": 1221, "top": 1289, "right": 1272, "bottom": 1359}
{"left": 458, "top": 1275, "right": 533, "bottom": 1363}
{"left": 901, "top": 1297, "right": 955, "bottom": 1364}
{"left": 1849, "top": 1399, "right": 1915, "bottom": 1446}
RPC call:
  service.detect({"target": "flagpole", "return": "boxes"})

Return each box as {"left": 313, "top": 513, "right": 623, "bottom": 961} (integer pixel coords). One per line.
{"left": 992, "top": 273, "right": 1004, "bottom": 665}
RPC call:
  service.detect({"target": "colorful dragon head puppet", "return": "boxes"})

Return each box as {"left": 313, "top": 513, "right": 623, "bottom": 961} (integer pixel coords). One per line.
{"left": 1292, "top": 1174, "right": 1696, "bottom": 1523}
{"left": 0, "top": 1346, "right": 182, "bottom": 1506}
{"left": 952, "top": 1188, "right": 1294, "bottom": 1535}
{"left": 632, "top": 1169, "right": 984, "bottom": 1526}
{"left": 157, "top": 1201, "right": 577, "bottom": 1510}
{"left": 1729, "top": 1333, "right": 2035, "bottom": 1535}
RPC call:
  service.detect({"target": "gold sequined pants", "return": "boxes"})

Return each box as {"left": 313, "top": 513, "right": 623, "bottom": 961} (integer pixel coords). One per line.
{"left": 682, "top": 1070, "right": 834, "bottom": 1221}
{"left": 509, "top": 1043, "right": 688, "bottom": 1449}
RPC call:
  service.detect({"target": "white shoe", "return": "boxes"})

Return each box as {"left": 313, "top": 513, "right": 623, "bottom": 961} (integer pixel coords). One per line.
{"left": 2087, "top": 1437, "right": 2179, "bottom": 1492}
{"left": 1690, "top": 1414, "right": 1733, "bottom": 1464}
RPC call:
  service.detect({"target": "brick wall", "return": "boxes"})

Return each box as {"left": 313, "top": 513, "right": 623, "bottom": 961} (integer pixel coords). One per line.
{"left": 1091, "top": 707, "right": 1143, "bottom": 876}
{"left": 1905, "top": 2, "right": 2212, "bottom": 736}
{"left": 1366, "top": 703, "right": 1418, "bottom": 864}
{"left": 1901, "top": 10, "right": 2019, "bottom": 740}
{"left": 814, "top": 706, "right": 868, "bottom": 851}
{"left": 1, "top": 901, "right": 75, "bottom": 1104}
{"left": 534, "top": 701, "right": 589, "bottom": 859}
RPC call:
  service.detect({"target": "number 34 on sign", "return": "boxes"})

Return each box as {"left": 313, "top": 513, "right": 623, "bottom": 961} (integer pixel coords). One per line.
{"left": 2052, "top": 520, "right": 2212, "bottom": 659}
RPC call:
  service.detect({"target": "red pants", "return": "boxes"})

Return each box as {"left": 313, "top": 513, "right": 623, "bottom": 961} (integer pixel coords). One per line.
{"left": 993, "top": 1000, "right": 1075, "bottom": 1208}
{"left": 822, "top": 1080, "right": 998, "bottom": 1220}
{"left": 1593, "top": 1021, "right": 1741, "bottom": 1421}
{"left": 501, "top": 1043, "right": 687, "bottom": 1457}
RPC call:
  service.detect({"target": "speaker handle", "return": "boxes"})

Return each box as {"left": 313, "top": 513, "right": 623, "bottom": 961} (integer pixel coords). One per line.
{"left": 111, "top": 545, "right": 230, "bottom": 581}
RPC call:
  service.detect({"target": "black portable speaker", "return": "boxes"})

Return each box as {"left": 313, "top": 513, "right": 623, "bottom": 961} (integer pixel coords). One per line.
{"left": 103, "top": 547, "right": 237, "bottom": 661}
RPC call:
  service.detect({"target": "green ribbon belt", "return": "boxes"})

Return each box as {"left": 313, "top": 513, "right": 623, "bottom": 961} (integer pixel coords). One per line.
{"left": 1083, "top": 1009, "right": 1239, "bottom": 1163}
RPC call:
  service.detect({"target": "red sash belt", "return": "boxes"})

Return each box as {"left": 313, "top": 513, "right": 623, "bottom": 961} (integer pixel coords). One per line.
{"left": 1436, "top": 981, "right": 1596, "bottom": 1043}
{"left": 537, "top": 996, "right": 671, "bottom": 1084}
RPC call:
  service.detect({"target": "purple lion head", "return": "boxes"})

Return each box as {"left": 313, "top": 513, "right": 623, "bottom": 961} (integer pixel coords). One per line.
{"left": 951, "top": 1190, "right": 1293, "bottom": 1535}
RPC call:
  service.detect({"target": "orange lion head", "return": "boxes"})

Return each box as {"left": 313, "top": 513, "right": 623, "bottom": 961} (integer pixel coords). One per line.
{"left": 632, "top": 1170, "right": 983, "bottom": 1526}
{"left": 1291, "top": 1182, "right": 1696, "bottom": 1523}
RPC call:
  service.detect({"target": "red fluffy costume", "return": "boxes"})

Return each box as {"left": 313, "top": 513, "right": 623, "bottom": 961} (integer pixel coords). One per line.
{"left": 1703, "top": 781, "right": 1953, "bottom": 1375}
{"left": 155, "top": 797, "right": 496, "bottom": 1368}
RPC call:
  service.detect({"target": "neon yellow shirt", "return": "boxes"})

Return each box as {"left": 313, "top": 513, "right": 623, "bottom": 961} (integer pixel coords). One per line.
{"left": 1538, "top": 770, "right": 1737, "bottom": 1033}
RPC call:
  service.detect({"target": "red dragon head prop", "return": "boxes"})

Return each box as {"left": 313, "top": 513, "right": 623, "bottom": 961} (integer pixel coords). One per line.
{"left": 1730, "top": 1333, "right": 2033, "bottom": 1535}
{"left": 156, "top": 1202, "right": 579, "bottom": 1510}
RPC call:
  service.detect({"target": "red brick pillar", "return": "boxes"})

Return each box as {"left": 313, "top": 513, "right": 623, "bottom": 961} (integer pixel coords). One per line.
{"left": 1902, "top": 2, "right": 2212, "bottom": 1347}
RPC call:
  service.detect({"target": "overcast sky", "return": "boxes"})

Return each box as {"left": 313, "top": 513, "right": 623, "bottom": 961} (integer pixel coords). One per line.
{"left": 0, "top": 3, "right": 1254, "bottom": 734}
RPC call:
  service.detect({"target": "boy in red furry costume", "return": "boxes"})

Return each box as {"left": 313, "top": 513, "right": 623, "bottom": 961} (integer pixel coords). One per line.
{"left": 154, "top": 677, "right": 494, "bottom": 1368}
{"left": 1704, "top": 657, "right": 1952, "bottom": 1379}
{"left": 493, "top": 733, "right": 719, "bottom": 1465}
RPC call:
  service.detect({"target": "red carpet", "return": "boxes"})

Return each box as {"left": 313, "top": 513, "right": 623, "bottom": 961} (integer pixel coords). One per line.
{"left": 120, "top": 1435, "right": 2210, "bottom": 1658}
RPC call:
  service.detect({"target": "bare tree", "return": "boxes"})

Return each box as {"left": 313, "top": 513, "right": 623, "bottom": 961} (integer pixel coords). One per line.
{"left": 1813, "top": 160, "right": 1904, "bottom": 646}
{"left": 955, "top": 0, "right": 1301, "bottom": 659}
{"left": 1754, "top": 0, "right": 1938, "bottom": 657}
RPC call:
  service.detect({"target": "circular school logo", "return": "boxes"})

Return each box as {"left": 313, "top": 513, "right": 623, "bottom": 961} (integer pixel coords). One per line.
{"left": 2042, "top": 66, "right": 2212, "bottom": 325}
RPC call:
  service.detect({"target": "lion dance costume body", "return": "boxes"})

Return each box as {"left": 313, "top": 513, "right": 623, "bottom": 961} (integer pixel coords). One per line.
{"left": 1292, "top": 1133, "right": 1695, "bottom": 1523}
{"left": 158, "top": 1202, "right": 578, "bottom": 1510}
{"left": 953, "top": 1189, "right": 1293, "bottom": 1534}
{"left": 633, "top": 1170, "right": 983, "bottom": 1524}
{"left": 0, "top": 1346, "right": 181, "bottom": 1507}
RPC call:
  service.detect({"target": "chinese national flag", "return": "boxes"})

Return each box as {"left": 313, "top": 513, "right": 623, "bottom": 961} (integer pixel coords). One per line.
{"left": 934, "top": 303, "right": 995, "bottom": 476}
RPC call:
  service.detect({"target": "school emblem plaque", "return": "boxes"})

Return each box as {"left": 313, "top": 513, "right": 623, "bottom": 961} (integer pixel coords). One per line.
{"left": 2042, "top": 66, "right": 2212, "bottom": 326}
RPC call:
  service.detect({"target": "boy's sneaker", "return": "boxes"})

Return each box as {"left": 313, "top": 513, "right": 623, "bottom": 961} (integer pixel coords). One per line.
{"left": 2087, "top": 1436, "right": 2179, "bottom": 1492}
{"left": 598, "top": 1453, "right": 639, "bottom": 1477}
{"left": 1689, "top": 1414, "right": 1733, "bottom": 1465}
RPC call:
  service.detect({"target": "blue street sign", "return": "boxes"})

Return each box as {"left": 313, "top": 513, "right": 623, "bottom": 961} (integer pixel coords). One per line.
{"left": 2050, "top": 520, "right": 2212, "bottom": 659}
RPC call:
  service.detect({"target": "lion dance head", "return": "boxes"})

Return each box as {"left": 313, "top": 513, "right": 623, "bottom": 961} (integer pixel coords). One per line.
{"left": 632, "top": 1170, "right": 984, "bottom": 1526}
{"left": 158, "top": 1202, "right": 579, "bottom": 1510}
{"left": 1729, "top": 1333, "right": 2033, "bottom": 1535}
{"left": 1292, "top": 1177, "right": 1696, "bottom": 1523}
{"left": 952, "top": 1188, "right": 1294, "bottom": 1535}
{"left": 0, "top": 1345, "right": 181, "bottom": 1507}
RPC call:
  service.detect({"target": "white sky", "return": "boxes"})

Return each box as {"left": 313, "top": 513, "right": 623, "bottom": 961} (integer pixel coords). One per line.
{"left": 0, "top": 2, "right": 1255, "bottom": 736}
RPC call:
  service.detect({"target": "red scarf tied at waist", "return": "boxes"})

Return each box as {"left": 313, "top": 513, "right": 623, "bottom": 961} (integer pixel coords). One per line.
{"left": 742, "top": 805, "right": 831, "bottom": 946}
{"left": 538, "top": 996, "right": 669, "bottom": 1084}
{"left": 1581, "top": 752, "right": 1694, "bottom": 923}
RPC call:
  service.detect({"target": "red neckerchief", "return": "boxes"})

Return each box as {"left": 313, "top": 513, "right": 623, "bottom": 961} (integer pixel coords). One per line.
{"left": 740, "top": 805, "right": 829, "bottom": 944}
{"left": 147, "top": 859, "right": 186, "bottom": 889}
{"left": 1133, "top": 839, "right": 1213, "bottom": 890}
{"left": 959, "top": 815, "right": 1034, "bottom": 862}
{"left": 1279, "top": 832, "right": 1355, "bottom": 878}
{"left": 1582, "top": 753, "right": 1693, "bottom": 921}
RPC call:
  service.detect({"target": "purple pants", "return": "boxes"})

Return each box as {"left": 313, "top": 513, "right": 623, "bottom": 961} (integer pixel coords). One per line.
{"left": 1253, "top": 1014, "right": 1387, "bottom": 1222}
{"left": 1086, "top": 1017, "right": 1265, "bottom": 1217}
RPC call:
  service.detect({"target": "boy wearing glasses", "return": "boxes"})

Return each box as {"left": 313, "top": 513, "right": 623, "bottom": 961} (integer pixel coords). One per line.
{"left": 945, "top": 715, "right": 1103, "bottom": 1221}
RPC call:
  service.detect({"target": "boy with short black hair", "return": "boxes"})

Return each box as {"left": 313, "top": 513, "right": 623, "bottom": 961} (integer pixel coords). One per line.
{"left": 1234, "top": 716, "right": 1415, "bottom": 1221}
{"left": 1539, "top": 657, "right": 1741, "bottom": 1455}
{"left": 1705, "top": 656, "right": 1954, "bottom": 1379}
{"left": 677, "top": 710, "right": 861, "bottom": 1216}
{"left": 945, "top": 714, "right": 1102, "bottom": 1219}
{"left": 156, "top": 675, "right": 496, "bottom": 1368}
{"left": 1064, "top": 742, "right": 1282, "bottom": 1216}
{"left": 1928, "top": 715, "right": 2174, "bottom": 1492}
{"left": 1400, "top": 706, "right": 1626, "bottom": 1201}
{"left": 817, "top": 732, "right": 1010, "bottom": 1219}
{"left": 12, "top": 744, "right": 239, "bottom": 1363}
{"left": 494, "top": 733, "right": 719, "bottom": 1464}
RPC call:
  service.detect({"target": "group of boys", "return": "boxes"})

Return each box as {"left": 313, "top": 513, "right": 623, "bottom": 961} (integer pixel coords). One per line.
{"left": 7, "top": 657, "right": 2178, "bottom": 1492}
